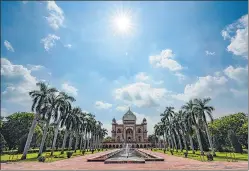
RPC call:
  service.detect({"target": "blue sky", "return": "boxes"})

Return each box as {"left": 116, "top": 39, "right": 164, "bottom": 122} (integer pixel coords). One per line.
{"left": 1, "top": 1, "right": 248, "bottom": 135}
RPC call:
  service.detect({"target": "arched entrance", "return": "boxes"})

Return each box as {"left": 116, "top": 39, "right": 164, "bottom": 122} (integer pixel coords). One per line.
{"left": 126, "top": 128, "right": 133, "bottom": 142}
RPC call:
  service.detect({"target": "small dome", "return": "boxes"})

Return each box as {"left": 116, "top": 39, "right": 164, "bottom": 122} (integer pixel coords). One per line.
{"left": 143, "top": 118, "right": 147, "bottom": 122}
{"left": 122, "top": 108, "right": 136, "bottom": 121}
{"left": 112, "top": 118, "right": 116, "bottom": 123}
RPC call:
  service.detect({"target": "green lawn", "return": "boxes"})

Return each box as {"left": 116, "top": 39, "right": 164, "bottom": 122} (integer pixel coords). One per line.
{"left": 1, "top": 149, "right": 107, "bottom": 163}
{"left": 154, "top": 149, "right": 248, "bottom": 162}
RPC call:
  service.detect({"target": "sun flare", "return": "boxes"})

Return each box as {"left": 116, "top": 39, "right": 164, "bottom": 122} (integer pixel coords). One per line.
{"left": 110, "top": 8, "right": 134, "bottom": 35}
{"left": 114, "top": 15, "right": 131, "bottom": 32}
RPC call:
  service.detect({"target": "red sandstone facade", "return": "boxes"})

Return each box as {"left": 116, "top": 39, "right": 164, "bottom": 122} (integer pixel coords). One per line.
{"left": 103, "top": 108, "right": 151, "bottom": 148}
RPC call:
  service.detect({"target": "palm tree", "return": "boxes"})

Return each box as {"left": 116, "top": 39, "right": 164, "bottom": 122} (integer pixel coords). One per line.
{"left": 51, "top": 92, "right": 75, "bottom": 155}
{"left": 194, "top": 98, "right": 215, "bottom": 155}
{"left": 176, "top": 110, "right": 189, "bottom": 152}
{"left": 61, "top": 108, "right": 77, "bottom": 153}
{"left": 68, "top": 107, "right": 81, "bottom": 151}
{"left": 182, "top": 99, "right": 204, "bottom": 155}
{"left": 21, "top": 82, "right": 57, "bottom": 160}
{"left": 38, "top": 92, "right": 62, "bottom": 157}
{"left": 100, "top": 128, "right": 108, "bottom": 149}
{"left": 162, "top": 107, "right": 178, "bottom": 151}
{"left": 78, "top": 112, "right": 86, "bottom": 152}
{"left": 72, "top": 108, "right": 83, "bottom": 152}
{"left": 172, "top": 113, "right": 183, "bottom": 151}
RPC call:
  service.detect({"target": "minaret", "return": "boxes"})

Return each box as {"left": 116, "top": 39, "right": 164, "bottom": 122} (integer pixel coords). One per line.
{"left": 112, "top": 118, "right": 116, "bottom": 141}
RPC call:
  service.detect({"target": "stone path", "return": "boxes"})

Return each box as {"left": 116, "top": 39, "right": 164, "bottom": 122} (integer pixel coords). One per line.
{"left": 1, "top": 149, "right": 248, "bottom": 170}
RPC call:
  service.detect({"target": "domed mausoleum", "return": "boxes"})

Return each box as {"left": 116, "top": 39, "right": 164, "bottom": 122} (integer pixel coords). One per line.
{"left": 103, "top": 108, "right": 151, "bottom": 148}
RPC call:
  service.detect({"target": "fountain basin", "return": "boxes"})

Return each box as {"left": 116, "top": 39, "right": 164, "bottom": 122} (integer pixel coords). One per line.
{"left": 105, "top": 157, "right": 145, "bottom": 164}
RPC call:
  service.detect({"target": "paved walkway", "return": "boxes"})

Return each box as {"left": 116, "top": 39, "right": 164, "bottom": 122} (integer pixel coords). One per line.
{"left": 1, "top": 149, "right": 248, "bottom": 170}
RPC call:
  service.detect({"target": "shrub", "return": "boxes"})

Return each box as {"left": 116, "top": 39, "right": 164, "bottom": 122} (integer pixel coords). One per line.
{"left": 184, "top": 152, "right": 188, "bottom": 158}
{"left": 38, "top": 156, "right": 46, "bottom": 162}
{"left": 206, "top": 153, "right": 213, "bottom": 161}
{"left": 67, "top": 152, "right": 73, "bottom": 158}
{"left": 82, "top": 150, "right": 85, "bottom": 155}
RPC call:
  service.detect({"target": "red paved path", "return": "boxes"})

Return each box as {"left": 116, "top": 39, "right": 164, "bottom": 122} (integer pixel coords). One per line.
{"left": 1, "top": 149, "right": 248, "bottom": 170}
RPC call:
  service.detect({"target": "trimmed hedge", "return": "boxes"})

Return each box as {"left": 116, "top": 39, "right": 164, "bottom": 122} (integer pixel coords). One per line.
{"left": 2, "top": 148, "right": 63, "bottom": 155}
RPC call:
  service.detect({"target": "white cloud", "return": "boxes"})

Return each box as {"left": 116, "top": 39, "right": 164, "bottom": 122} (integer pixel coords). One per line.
{"left": 134, "top": 72, "right": 164, "bottom": 86}
{"left": 46, "top": 1, "right": 64, "bottom": 30}
{"left": 1, "top": 108, "right": 9, "bottom": 117}
{"left": 230, "top": 88, "right": 248, "bottom": 97}
{"left": 27, "top": 64, "right": 44, "bottom": 71}
{"left": 223, "top": 65, "right": 248, "bottom": 83}
{"left": 64, "top": 44, "right": 72, "bottom": 48}
{"left": 95, "top": 101, "right": 112, "bottom": 109}
{"left": 114, "top": 82, "right": 168, "bottom": 108}
{"left": 149, "top": 49, "right": 183, "bottom": 71}
{"left": 205, "top": 50, "right": 216, "bottom": 56}
{"left": 41, "top": 34, "right": 60, "bottom": 51}
{"left": 172, "top": 75, "right": 228, "bottom": 102}
{"left": 116, "top": 105, "right": 129, "bottom": 112}
{"left": 22, "top": 1, "right": 28, "bottom": 4}
{"left": 4, "top": 40, "right": 14, "bottom": 52}
{"left": 1, "top": 58, "right": 38, "bottom": 106}
{"left": 61, "top": 83, "right": 78, "bottom": 96}
{"left": 153, "top": 80, "right": 164, "bottom": 85}
{"left": 135, "top": 72, "right": 149, "bottom": 82}
{"left": 175, "top": 72, "right": 186, "bottom": 82}
{"left": 222, "top": 14, "right": 248, "bottom": 58}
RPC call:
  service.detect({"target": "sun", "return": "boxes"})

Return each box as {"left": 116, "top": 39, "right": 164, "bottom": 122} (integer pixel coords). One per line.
{"left": 114, "top": 14, "right": 131, "bottom": 33}
{"left": 110, "top": 8, "right": 134, "bottom": 35}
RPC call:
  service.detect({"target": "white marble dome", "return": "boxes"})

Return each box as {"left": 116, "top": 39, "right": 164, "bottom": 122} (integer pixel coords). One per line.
{"left": 122, "top": 108, "right": 136, "bottom": 121}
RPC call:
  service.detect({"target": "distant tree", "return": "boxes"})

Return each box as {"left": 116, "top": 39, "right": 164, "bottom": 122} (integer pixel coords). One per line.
{"left": 0, "top": 133, "right": 7, "bottom": 153}
{"left": 148, "top": 134, "right": 158, "bottom": 147}
{"left": 228, "top": 130, "right": 243, "bottom": 153}
{"left": 103, "top": 136, "right": 112, "bottom": 142}
{"left": 209, "top": 112, "right": 248, "bottom": 151}
{"left": 1, "top": 112, "right": 42, "bottom": 150}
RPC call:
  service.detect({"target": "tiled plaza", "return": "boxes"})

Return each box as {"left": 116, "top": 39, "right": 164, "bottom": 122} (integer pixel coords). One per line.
{"left": 1, "top": 149, "right": 248, "bottom": 170}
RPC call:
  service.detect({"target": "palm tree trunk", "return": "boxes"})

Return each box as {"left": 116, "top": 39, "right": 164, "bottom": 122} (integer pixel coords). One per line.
{"left": 51, "top": 122, "right": 60, "bottom": 155}
{"left": 84, "top": 132, "right": 87, "bottom": 150}
{"left": 172, "top": 132, "right": 178, "bottom": 151}
{"left": 195, "top": 126, "right": 204, "bottom": 155}
{"left": 21, "top": 113, "right": 39, "bottom": 160}
{"left": 86, "top": 133, "right": 89, "bottom": 150}
{"left": 79, "top": 133, "right": 83, "bottom": 151}
{"left": 38, "top": 120, "right": 50, "bottom": 157}
{"left": 68, "top": 131, "right": 73, "bottom": 150}
{"left": 167, "top": 137, "right": 170, "bottom": 150}
{"left": 51, "top": 117, "right": 61, "bottom": 155}
{"left": 205, "top": 124, "right": 215, "bottom": 155}
{"left": 162, "top": 134, "right": 166, "bottom": 149}
{"left": 188, "top": 134, "right": 195, "bottom": 153}
{"left": 61, "top": 129, "right": 68, "bottom": 154}
{"left": 182, "top": 132, "right": 188, "bottom": 152}
{"left": 96, "top": 135, "right": 99, "bottom": 149}
{"left": 175, "top": 129, "right": 183, "bottom": 151}
{"left": 74, "top": 132, "right": 79, "bottom": 151}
